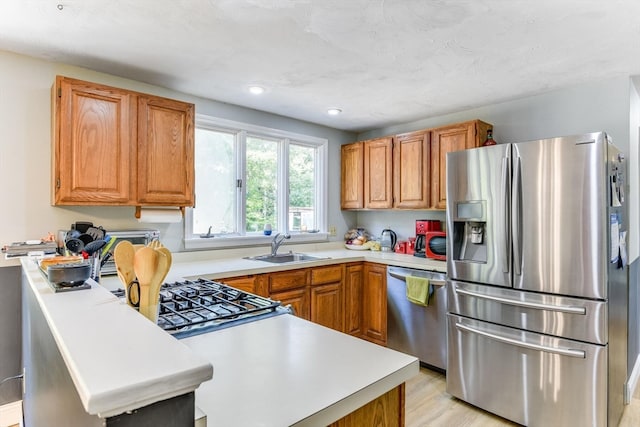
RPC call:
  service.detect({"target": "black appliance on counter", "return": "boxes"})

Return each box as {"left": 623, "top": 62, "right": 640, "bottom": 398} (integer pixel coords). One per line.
{"left": 112, "top": 278, "right": 291, "bottom": 339}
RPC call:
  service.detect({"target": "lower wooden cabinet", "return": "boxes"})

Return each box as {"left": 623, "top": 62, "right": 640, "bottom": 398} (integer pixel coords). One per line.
{"left": 344, "top": 263, "right": 364, "bottom": 337}
{"left": 330, "top": 383, "right": 404, "bottom": 427}
{"left": 310, "top": 283, "right": 343, "bottom": 331}
{"left": 310, "top": 265, "right": 345, "bottom": 332}
{"left": 362, "top": 262, "right": 387, "bottom": 345}
{"left": 269, "top": 269, "right": 311, "bottom": 320}
{"left": 271, "top": 287, "right": 310, "bottom": 320}
{"left": 216, "top": 275, "right": 256, "bottom": 294}
{"left": 269, "top": 269, "right": 309, "bottom": 293}
{"left": 215, "top": 274, "right": 269, "bottom": 297}
{"left": 218, "top": 262, "right": 387, "bottom": 343}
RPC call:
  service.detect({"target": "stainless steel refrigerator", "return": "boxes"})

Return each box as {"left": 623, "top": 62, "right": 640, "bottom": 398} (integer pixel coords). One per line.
{"left": 446, "top": 132, "right": 628, "bottom": 427}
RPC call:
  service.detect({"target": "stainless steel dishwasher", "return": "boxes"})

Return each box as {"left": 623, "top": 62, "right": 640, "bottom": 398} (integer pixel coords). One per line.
{"left": 386, "top": 266, "right": 447, "bottom": 371}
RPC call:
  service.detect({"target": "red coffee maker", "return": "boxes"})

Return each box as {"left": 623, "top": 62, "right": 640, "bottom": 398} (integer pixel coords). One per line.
{"left": 414, "top": 220, "right": 441, "bottom": 257}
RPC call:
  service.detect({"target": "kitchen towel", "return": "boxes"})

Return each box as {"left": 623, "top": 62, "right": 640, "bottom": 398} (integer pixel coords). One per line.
{"left": 406, "top": 275, "right": 433, "bottom": 306}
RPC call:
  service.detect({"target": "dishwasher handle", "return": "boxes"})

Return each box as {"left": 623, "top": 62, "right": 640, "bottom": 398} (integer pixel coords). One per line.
{"left": 388, "top": 269, "right": 446, "bottom": 287}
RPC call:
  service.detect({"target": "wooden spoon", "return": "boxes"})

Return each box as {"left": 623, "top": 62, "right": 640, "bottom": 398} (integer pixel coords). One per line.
{"left": 113, "top": 241, "right": 137, "bottom": 306}
{"left": 148, "top": 240, "right": 163, "bottom": 249}
{"left": 146, "top": 249, "right": 171, "bottom": 322}
{"left": 134, "top": 246, "right": 159, "bottom": 321}
{"left": 155, "top": 247, "right": 172, "bottom": 281}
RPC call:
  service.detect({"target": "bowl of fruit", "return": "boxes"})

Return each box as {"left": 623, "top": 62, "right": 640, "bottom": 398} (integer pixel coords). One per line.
{"left": 344, "top": 228, "right": 381, "bottom": 251}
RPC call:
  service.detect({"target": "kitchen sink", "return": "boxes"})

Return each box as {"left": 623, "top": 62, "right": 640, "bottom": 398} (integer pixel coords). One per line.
{"left": 245, "top": 252, "right": 328, "bottom": 264}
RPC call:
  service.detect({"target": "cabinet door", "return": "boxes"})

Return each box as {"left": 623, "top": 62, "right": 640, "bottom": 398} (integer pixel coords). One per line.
{"left": 311, "top": 283, "right": 344, "bottom": 332}
{"left": 137, "top": 96, "right": 195, "bottom": 206}
{"left": 362, "top": 263, "right": 387, "bottom": 345}
{"left": 217, "top": 275, "right": 255, "bottom": 293}
{"left": 330, "top": 384, "right": 404, "bottom": 427}
{"left": 393, "top": 131, "right": 429, "bottom": 209}
{"left": 341, "top": 142, "right": 364, "bottom": 209}
{"left": 430, "top": 120, "right": 491, "bottom": 209}
{"left": 364, "top": 137, "right": 393, "bottom": 209}
{"left": 271, "top": 288, "right": 310, "bottom": 320}
{"left": 53, "top": 76, "right": 136, "bottom": 205}
{"left": 344, "top": 263, "right": 364, "bottom": 337}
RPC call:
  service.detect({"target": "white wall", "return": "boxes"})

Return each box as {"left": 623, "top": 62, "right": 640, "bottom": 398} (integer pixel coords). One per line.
{"left": 0, "top": 50, "right": 357, "bottom": 252}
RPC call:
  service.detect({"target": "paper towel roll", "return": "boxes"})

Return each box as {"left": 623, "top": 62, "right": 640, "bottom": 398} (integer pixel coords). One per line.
{"left": 136, "top": 208, "right": 183, "bottom": 223}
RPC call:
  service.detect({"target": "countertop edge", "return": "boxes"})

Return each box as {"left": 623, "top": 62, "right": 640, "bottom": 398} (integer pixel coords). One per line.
{"left": 293, "top": 359, "right": 419, "bottom": 427}
{"left": 21, "top": 258, "right": 214, "bottom": 418}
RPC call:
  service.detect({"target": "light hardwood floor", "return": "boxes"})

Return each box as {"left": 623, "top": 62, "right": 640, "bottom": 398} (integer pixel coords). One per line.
{"left": 405, "top": 367, "right": 640, "bottom": 427}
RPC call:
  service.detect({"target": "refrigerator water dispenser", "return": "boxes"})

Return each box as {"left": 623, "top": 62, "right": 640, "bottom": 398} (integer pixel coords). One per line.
{"left": 451, "top": 201, "right": 487, "bottom": 263}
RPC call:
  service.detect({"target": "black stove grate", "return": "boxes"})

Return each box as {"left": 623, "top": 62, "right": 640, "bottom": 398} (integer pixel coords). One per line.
{"left": 112, "top": 278, "right": 287, "bottom": 338}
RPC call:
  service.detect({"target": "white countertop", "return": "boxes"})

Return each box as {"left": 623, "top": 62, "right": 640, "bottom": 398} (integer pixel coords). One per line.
{"left": 21, "top": 243, "right": 433, "bottom": 423}
{"left": 21, "top": 258, "right": 214, "bottom": 418}
{"left": 182, "top": 314, "right": 419, "bottom": 427}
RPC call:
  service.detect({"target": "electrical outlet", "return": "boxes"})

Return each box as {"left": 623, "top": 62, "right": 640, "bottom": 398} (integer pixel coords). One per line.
{"left": 328, "top": 226, "right": 337, "bottom": 236}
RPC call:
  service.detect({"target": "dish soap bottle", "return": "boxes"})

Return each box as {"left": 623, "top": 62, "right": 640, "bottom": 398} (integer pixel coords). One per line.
{"left": 483, "top": 129, "right": 497, "bottom": 146}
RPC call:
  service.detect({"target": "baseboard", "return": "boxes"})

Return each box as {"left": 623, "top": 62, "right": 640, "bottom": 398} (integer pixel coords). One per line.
{"left": 0, "top": 400, "right": 22, "bottom": 427}
{"left": 626, "top": 354, "right": 640, "bottom": 404}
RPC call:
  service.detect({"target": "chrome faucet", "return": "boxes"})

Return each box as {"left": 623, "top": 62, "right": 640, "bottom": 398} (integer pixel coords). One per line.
{"left": 270, "top": 233, "right": 291, "bottom": 256}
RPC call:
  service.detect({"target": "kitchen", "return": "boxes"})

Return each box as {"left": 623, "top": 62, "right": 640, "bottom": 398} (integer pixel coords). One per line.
{"left": 2, "top": 2, "right": 640, "bottom": 426}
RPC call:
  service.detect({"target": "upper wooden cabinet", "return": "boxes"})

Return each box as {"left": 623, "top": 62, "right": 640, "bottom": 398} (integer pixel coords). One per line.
{"left": 340, "top": 119, "right": 492, "bottom": 210}
{"left": 430, "top": 119, "right": 491, "bottom": 209}
{"left": 393, "top": 130, "right": 430, "bottom": 209}
{"left": 53, "top": 77, "right": 136, "bottom": 205}
{"left": 52, "top": 76, "right": 195, "bottom": 207}
{"left": 341, "top": 142, "right": 364, "bottom": 209}
{"left": 137, "top": 95, "right": 195, "bottom": 206}
{"left": 364, "top": 137, "right": 393, "bottom": 209}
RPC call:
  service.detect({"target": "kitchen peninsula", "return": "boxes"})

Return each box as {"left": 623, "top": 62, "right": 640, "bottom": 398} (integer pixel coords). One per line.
{"left": 21, "top": 245, "right": 431, "bottom": 426}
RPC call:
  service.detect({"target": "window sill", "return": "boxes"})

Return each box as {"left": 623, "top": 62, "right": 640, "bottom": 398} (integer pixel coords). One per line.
{"left": 184, "top": 232, "right": 329, "bottom": 250}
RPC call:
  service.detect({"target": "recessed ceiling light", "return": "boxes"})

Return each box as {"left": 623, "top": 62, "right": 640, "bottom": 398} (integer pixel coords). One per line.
{"left": 248, "top": 86, "right": 265, "bottom": 95}
{"left": 327, "top": 108, "right": 342, "bottom": 116}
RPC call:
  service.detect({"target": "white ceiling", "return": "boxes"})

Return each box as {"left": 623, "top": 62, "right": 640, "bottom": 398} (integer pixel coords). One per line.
{"left": 2, "top": 1, "right": 640, "bottom": 132}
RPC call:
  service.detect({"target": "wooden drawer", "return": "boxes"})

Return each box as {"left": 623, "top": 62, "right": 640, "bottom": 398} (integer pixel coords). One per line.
{"left": 311, "top": 265, "right": 343, "bottom": 285}
{"left": 218, "top": 275, "right": 255, "bottom": 294}
{"left": 269, "top": 269, "right": 309, "bottom": 292}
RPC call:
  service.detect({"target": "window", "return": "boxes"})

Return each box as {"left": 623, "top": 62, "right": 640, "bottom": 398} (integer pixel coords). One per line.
{"left": 185, "top": 115, "right": 327, "bottom": 248}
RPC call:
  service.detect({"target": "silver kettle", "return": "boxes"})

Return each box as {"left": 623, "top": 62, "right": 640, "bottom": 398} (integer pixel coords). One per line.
{"left": 380, "top": 228, "right": 397, "bottom": 252}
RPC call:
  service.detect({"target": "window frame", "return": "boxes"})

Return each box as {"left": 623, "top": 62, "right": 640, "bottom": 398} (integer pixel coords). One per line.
{"left": 184, "top": 114, "right": 328, "bottom": 250}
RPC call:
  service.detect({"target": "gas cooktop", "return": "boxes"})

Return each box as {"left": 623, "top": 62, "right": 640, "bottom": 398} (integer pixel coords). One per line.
{"left": 112, "top": 278, "right": 291, "bottom": 339}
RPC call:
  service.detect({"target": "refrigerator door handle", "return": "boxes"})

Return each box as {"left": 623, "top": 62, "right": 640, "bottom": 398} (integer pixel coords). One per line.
{"left": 500, "top": 156, "right": 511, "bottom": 273}
{"left": 455, "top": 322, "right": 586, "bottom": 358}
{"left": 512, "top": 155, "right": 523, "bottom": 276}
{"left": 454, "top": 286, "right": 587, "bottom": 315}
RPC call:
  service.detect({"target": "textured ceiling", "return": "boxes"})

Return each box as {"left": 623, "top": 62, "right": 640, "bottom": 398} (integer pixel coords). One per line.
{"left": 1, "top": 1, "right": 640, "bottom": 132}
